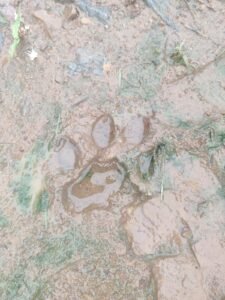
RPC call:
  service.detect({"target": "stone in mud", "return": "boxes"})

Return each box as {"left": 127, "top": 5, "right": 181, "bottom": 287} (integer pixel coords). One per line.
{"left": 153, "top": 256, "right": 206, "bottom": 300}
{"left": 92, "top": 114, "right": 115, "bottom": 149}
{"left": 49, "top": 136, "right": 80, "bottom": 172}
{"left": 124, "top": 192, "right": 186, "bottom": 257}
{"left": 144, "top": 0, "right": 177, "bottom": 30}
{"left": 68, "top": 48, "right": 105, "bottom": 76}
{"left": 63, "top": 4, "right": 79, "bottom": 21}
{"left": 75, "top": 0, "right": 111, "bottom": 24}
{"left": 123, "top": 116, "right": 149, "bottom": 145}
{"left": 62, "top": 160, "right": 125, "bottom": 213}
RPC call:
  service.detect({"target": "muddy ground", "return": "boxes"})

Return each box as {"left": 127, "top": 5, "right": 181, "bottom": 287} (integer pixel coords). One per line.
{"left": 1, "top": 0, "right": 225, "bottom": 299}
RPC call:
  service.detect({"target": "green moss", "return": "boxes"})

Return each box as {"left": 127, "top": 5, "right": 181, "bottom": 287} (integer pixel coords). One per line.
{"left": 33, "top": 228, "right": 112, "bottom": 269}
{"left": 0, "top": 213, "right": 9, "bottom": 229}
{"left": 33, "top": 190, "right": 49, "bottom": 213}
{"left": 34, "top": 229, "right": 87, "bottom": 267}
{"left": 0, "top": 265, "right": 48, "bottom": 300}
{"left": 15, "top": 173, "right": 33, "bottom": 210}
{"left": 13, "top": 139, "right": 49, "bottom": 212}
{"left": 4, "top": 226, "right": 154, "bottom": 299}
{"left": 12, "top": 103, "right": 62, "bottom": 213}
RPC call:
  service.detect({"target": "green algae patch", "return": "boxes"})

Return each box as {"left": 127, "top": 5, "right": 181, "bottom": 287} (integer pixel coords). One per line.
{"left": 12, "top": 139, "right": 49, "bottom": 213}
{"left": 32, "top": 227, "right": 153, "bottom": 299}
{"left": 12, "top": 103, "right": 62, "bottom": 213}
{"left": 9, "top": 13, "right": 22, "bottom": 58}
{"left": 33, "top": 227, "right": 111, "bottom": 269}
{"left": 34, "top": 229, "right": 86, "bottom": 267}
{"left": 0, "top": 212, "right": 9, "bottom": 229}
{"left": 0, "top": 265, "right": 49, "bottom": 300}
{"left": 33, "top": 190, "right": 49, "bottom": 213}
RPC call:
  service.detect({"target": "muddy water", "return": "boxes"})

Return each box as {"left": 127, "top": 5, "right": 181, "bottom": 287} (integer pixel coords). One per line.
{"left": 1, "top": 0, "right": 225, "bottom": 299}
{"left": 62, "top": 160, "right": 125, "bottom": 213}
{"left": 92, "top": 114, "right": 115, "bottom": 148}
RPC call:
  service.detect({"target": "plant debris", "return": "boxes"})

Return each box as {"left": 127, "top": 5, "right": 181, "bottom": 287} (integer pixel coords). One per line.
{"left": 170, "top": 42, "right": 189, "bottom": 67}
{"left": 9, "top": 12, "right": 22, "bottom": 58}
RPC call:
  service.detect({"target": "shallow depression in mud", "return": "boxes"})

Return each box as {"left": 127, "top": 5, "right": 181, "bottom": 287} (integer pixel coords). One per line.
{"left": 62, "top": 160, "right": 125, "bottom": 213}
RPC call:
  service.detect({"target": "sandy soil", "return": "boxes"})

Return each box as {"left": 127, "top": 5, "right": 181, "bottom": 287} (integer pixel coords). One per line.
{"left": 1, "top": 0, "right": 225, "bottom": 299}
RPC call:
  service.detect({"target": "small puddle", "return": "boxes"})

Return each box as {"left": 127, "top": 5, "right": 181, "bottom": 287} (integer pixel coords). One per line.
{"left": 92, "top": 114, "right": 115, "bottom": 149}
{"left": 123, "top": 115, "right": 150, "bottom": 146}
{"left": 48, "top": 136, "right": 81, "bottom": 173}
{"left": 62, "top": 160, "right": 125, "bottom": 213}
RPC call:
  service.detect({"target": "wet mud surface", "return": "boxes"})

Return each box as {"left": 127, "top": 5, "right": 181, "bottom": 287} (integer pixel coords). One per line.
{"left": 1, "top": 0, "right": 225, "bottom": 299}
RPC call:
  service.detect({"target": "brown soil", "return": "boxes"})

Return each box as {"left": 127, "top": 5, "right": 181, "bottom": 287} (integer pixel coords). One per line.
{"left": 1, "top": 0, "right": 225, "bottom": 299}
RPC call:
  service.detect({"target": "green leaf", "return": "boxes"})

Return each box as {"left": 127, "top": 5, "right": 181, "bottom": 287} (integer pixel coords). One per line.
{"left": 9, "top": 13, "right": 22, "bottom": 58}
